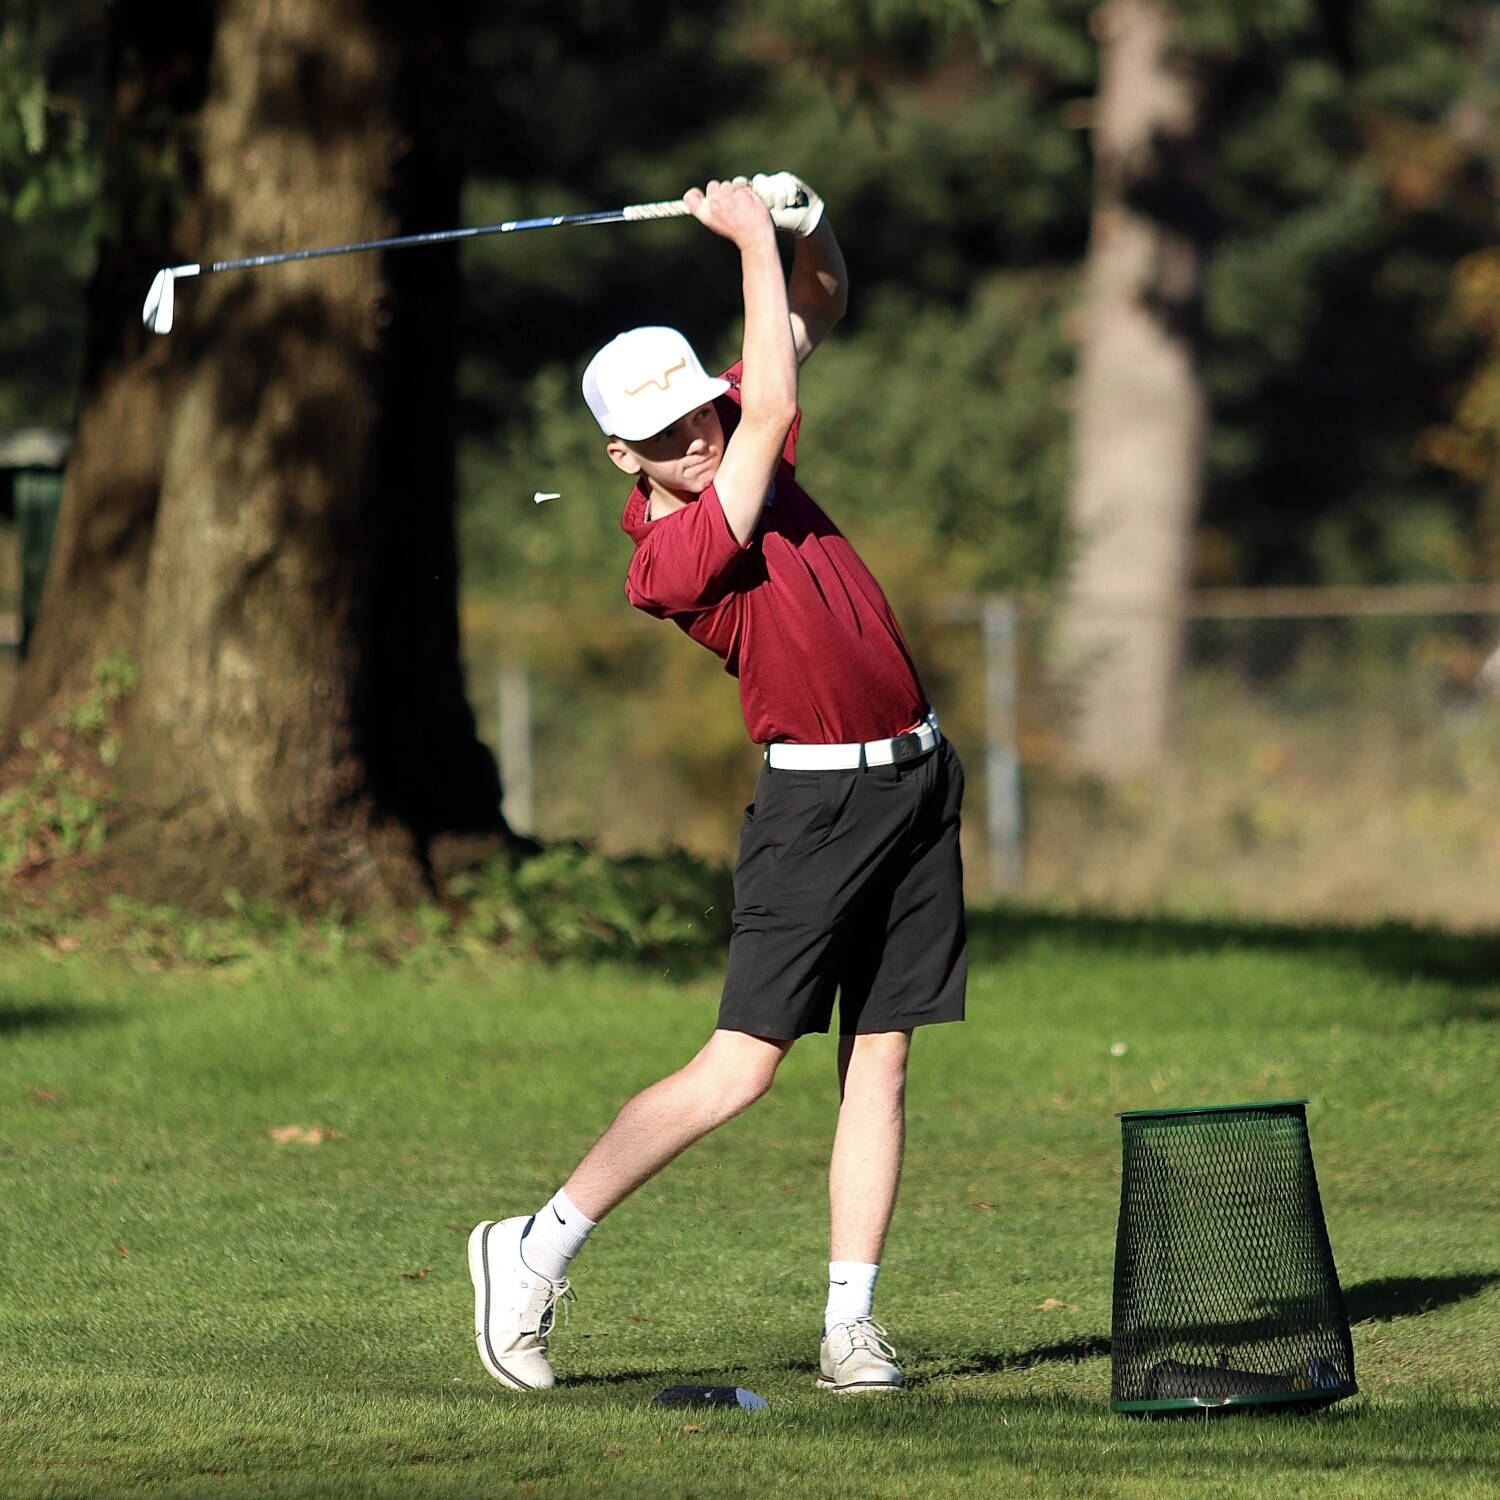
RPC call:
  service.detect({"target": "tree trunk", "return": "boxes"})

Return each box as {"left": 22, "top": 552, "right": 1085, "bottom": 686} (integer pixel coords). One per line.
{"left": 22, "top": 0, "right": 507, "bottom": 910}
{"left": 1058, "top": 0, "right": 1208, "bottom": 781}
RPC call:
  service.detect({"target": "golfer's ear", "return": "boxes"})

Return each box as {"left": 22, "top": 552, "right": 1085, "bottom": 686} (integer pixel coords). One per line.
{"left": 606, "top": 438, "right": 641, "bottom": 475}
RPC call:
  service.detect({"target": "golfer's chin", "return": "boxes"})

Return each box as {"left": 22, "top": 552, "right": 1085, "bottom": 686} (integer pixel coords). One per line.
{"left": 679, "top": 458, "right": 720, "bottom": 495}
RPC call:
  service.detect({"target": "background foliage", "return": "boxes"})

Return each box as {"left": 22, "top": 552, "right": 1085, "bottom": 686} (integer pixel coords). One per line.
{"left": 4, "top": 0, "right": 1498, "bottom": 640}
{"left": 0, "top": 0, "right": 98, "bottom": 429}
{"left": 446, "top": 1, "right": 1498, "bottom": 613}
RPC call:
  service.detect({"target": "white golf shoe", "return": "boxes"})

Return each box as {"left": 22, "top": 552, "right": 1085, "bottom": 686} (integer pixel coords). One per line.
{"left": 817, "top": 1318, "right": 904, "bottom": 1393}
{"left": 468, "top": 1217, "right": 573, "bottom": 1390}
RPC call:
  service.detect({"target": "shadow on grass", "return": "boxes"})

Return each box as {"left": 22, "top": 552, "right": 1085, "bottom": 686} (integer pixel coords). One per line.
{"left": 897, "top": 1272, "right": 1500, "bottom": 1384}
{"left": 1345, "top": 1273, "right": 1500, "bottom": 1324}
{"left": 881, "top": 1277, "right": 1499, "bottom": 1389}
{"left": 559, "top": 1370, "right": 700, "bottom": 1389}
{"left": 966, "top": 905, "right": 1500, "bottom": 994}
{"left": 0, "top": 1000, "right": 114, "bottom": 1037}
{"left": 925, "top": 1334, "right": 1113, "bottom": 1382}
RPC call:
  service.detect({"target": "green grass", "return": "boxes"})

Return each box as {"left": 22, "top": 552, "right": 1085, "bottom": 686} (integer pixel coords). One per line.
{"left": 1, "top": 908, "right": 1497, "bottom": 1497}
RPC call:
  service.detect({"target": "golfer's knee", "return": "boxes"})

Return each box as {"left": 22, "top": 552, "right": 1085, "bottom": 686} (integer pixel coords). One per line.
{"left": 717, "top": 1069, "right": 776, "bottom": 1118}
{"left": 710, "top": 1053, "right": 782, "bottom": 1115}
{"left": 843, "top": 1031, "right": 910, "bottom": 1101}
{"left": 689, "top": 1031, "right": 786, "bottom": 1117}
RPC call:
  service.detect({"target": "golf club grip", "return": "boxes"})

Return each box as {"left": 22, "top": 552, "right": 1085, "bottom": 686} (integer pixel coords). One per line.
{"left": 619, "top": 199, "right": 694, "bottom": 222}
{"left": 626, "top": 187, "right": 807, "bottom": 222}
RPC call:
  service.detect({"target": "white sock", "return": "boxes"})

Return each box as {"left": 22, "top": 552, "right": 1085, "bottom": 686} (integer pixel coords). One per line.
{"left": 519, "top": 1188, "right": 596, "bottom": 1281}
{"left": 824, "top": 1260, "right": 879, "bottom": 1332}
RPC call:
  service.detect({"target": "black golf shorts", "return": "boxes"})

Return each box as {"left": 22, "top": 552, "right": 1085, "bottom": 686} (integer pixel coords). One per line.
{"left": 717, "top": 738, "right": 967, "bottom": 1039}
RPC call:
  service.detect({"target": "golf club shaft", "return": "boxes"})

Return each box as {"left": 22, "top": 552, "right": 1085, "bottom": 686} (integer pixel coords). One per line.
{"left": 181, "top": 198, "right": 693, "bottom": 280}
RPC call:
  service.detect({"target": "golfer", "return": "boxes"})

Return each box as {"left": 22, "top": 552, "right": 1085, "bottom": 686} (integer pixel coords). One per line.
{"left": 469, "top": 173, "right": 967, "bottom": 1394}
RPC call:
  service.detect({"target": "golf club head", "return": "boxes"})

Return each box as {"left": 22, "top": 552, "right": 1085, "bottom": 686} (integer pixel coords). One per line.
{"left": 142, "top": 264, "right": 200, "bottom": 336}
{"left": 142, "top": 268, "right": 175, "bottom": 335}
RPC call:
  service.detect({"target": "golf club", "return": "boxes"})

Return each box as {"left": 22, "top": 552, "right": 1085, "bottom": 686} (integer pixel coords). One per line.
{"left": 141, "top": 195, "right": 702, "bottom": 336}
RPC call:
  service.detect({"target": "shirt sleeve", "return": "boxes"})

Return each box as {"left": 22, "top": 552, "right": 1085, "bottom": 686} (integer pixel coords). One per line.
{"left": 720, "top": 360, "right": 800, "bottom": 471}
{"left": 625, "top": 488, "right": 748, "bottom": 616}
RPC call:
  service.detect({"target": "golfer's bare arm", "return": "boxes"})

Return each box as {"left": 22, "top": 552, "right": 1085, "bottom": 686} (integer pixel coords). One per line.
{"left": 685, "top": 180, "right": 797, "bottom": 546}
{"left": 789, "top": 216, "right": 848, "bottom": 365}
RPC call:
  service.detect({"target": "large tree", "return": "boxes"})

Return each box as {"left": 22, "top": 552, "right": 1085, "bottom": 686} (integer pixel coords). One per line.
{"left": 1056, "top": 0, "right": 1208, "bottom": 781}
{"left": 8, "top": 0, "right": 510, "bottom": 908}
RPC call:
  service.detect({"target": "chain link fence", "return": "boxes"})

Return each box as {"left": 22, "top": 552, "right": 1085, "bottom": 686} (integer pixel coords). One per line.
{"left": 464, "top": 587, "right": 1500, "bottom": 931}
{"left": 1018, "top": 589, "right": 1500, "bottom": 930}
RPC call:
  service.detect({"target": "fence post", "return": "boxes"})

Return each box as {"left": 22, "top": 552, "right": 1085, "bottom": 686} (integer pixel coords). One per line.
{"left": 498, "top": 662, "right": 533, "bottom": 835}
{"left": 983, "top": 595, "right": 1025, "bottom": 894}
{"left": 15, "top": 469, "right": 63, "bottom": 655}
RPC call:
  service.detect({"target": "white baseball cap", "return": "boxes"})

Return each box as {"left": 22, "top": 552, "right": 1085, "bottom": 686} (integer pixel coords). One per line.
{"left": 581, "top": 326, "right": 730, "bottom": 441}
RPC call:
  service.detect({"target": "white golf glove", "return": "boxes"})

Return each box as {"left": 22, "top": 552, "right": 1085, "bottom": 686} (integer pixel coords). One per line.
{"left": 751, "top": 171, "right": 825, "bottom": 238}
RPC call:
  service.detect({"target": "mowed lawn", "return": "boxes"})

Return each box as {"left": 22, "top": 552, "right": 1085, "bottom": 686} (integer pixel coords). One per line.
{"left": 1, "top": 908, "right": 1497, "bottom": 1498}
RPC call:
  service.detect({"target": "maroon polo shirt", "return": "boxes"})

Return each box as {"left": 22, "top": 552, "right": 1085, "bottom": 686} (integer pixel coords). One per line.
{"left": 620, "top": 363, "right": 926, "bottom": 746}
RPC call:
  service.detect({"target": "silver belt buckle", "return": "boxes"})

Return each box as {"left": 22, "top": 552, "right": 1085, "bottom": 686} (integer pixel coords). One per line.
{"left": 890, "top": 731, "right": 923, "bottom": 764}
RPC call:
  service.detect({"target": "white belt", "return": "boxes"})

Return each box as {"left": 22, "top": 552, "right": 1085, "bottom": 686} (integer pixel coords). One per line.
{"left": 765, "top": 709, "right": 941, "bottom": 771}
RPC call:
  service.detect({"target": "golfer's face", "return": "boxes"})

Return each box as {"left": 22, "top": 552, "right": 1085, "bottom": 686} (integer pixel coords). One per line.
{"left": 630, "top": 404, "right": 724, "bottom": 494}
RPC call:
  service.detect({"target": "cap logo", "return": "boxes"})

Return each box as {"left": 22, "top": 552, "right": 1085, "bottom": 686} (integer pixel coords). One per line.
{"left": 624, "top": 358, "right": 687, "bottom": 397}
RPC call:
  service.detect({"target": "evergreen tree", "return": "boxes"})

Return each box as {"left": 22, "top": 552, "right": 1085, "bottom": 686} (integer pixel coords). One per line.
{"left": 1188, "top": 0, "right": 1490, "bottom": 586}
{"left": 1412, "top": 6, "right": 1500, "bottom": 578}
{"left": 0, "top": 0, "right": 99, "bottom": 428}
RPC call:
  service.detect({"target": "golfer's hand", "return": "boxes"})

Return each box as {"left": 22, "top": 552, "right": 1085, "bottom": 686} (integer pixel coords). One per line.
{"left": 751, "top": 171, "right": 825, "bottom": 238}
{"left": 683, "top": 179, "right": 776, "bottom": 249}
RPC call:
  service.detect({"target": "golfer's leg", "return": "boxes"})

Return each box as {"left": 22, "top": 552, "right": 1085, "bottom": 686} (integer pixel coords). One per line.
{"left": 828, "top": 1030, "right": 911, "bottom": 1263}
{"left": 562, "top": 1028, "right": 793, "bottom": 1223}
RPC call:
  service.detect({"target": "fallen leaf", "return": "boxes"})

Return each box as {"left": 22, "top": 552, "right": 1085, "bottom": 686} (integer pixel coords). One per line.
{"left": 605, "top": 1445, "right": 626, "bottom": 1456}
{"left": 265, "top": 1124, "right": 340, "bottom": 1145}
{"left": 1033, "top": 1297, "right": 1078, "bottom": 1311}
{"left": 54, "top": 935, "right": 80, "bottom": 953}
{"left": 681, "top": 1424, "right": 701, "bottom": 1434}
{"left": 115, "top": 1245, "right": 128, "bottom": 1257}
{"left": 402, "top": 1267, "right": 431, "bottom": 1280}
{"left": 971, "top": 1200, "right": 995, "bottom": 1210}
